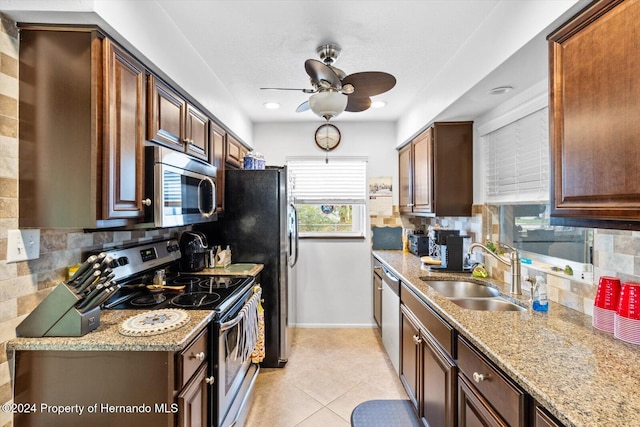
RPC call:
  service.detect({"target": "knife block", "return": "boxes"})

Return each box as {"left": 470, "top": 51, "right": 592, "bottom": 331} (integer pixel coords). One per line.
{"left": 16, "top": 283, "right": 100, "bottom": 337}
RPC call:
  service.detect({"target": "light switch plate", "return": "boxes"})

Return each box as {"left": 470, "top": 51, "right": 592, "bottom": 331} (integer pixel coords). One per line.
{"left": 7, "top": 229, "right": 40, "bottom": 263}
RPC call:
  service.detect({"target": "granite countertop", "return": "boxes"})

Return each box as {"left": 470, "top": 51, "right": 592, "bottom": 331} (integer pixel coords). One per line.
{"left": 373, "top": 250, "right": 640, "bottom": 427}
{"left": 7, "top": 309, "right": 214, "bottom": 352}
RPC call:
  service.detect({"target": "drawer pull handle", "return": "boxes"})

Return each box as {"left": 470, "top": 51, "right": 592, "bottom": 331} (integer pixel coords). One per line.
{"left": 205, "top": 376, "right": 215, "bottom": 385}
{"left": 192, "top": 351, "right": 206, "bottom": 361}
{"left": 473, "top": 372, "right": 487, "bottom": 383}
{"left": 412, "top": 335, "right": 422, "bottom": 345}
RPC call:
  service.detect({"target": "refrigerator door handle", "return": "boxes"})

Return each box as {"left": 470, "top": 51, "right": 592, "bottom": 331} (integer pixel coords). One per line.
{"left": 289, "top": 203, "right": 299, "bottom": 267}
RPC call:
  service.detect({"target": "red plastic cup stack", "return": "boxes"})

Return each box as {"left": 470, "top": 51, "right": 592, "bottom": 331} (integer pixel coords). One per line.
{"left": 614, "top": 282, "right": 640, "bottom": 345}
{"left": 592, "top": 276, "right": 621, "bottom": 333}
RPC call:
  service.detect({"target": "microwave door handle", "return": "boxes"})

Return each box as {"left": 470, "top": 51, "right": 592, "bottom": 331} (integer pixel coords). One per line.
{"left": 198, "top": 177, "right": 216, "bottom": 217}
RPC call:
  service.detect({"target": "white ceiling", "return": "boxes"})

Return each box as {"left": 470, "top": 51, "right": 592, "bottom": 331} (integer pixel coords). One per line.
{"left": 151, "top": 0, "right": 587, "bottom": 124}
{"left": 1, "top": 0, "right": 591, "bottom": 136}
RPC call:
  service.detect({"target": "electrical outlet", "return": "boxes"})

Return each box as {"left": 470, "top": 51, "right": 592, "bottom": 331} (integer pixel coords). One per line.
{"left": 6, "top": 229, "right": 40, "bottom": 263}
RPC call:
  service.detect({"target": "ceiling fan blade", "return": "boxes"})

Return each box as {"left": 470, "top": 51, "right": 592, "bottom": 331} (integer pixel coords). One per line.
{"left": 345, "top": 96, "right": 372, "bottom": 113}
{"left": 296, "top": 100, "right": 310, "bottom": 113}
{"left": 305, "top": 59, "right": 342, "bottom": 90}
{"left": 342, "top": 72, "right": 396, "bottom": 97}
{"left": 260, "top": 87, "right": 316, "bottom": 93}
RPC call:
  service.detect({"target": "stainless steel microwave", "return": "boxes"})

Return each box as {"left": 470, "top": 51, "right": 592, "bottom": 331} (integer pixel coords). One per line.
{"left": 145, "top": 146, "right": 217, "bottom": 227}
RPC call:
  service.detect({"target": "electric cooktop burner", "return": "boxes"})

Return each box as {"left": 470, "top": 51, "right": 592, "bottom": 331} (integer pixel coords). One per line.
{"left": 130, "top": 293, "right": 167, "bottom": 307}
{"left": 169, "top": 275, "right": 246, "bottom": 290}
{"left": 171, "top": 292, "right": 221, "bottom": 309}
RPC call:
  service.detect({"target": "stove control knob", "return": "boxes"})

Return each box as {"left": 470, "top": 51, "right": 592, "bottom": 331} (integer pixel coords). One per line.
{"left": 118, "top": 257, "right": 129, "bottom": 266}
{"left": 205, "top": 376, "right": 215, "bottom": 385}
{"left": 108, "top": 259, "right": 119, "bottom": 269}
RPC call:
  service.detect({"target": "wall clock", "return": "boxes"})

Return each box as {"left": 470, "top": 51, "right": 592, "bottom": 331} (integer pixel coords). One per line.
{"left": 314, "top": 123, "right": 341, "bottom": 151}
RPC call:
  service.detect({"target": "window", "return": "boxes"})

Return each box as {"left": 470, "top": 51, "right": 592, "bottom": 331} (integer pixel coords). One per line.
{"left": 497, "top": 204, "right": 592, "bottom": 264}
{"left": 287, "top": 157, "right": 367, "bottom": 238}
{"left": 481, "top": 103, "right": 593, "bottom": 267}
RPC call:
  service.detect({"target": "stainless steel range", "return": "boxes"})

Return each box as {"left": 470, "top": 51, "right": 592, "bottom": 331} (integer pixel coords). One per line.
{"left": 92, "top": 238, "right": 260, "bottom": 427}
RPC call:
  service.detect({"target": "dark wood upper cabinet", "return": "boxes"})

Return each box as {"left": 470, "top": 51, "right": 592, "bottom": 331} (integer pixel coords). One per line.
{"left": 398, "top": 122, "right": 473, "bottom": 217}
{"left": 185, "top": 103, "right": 210, "bottom": 161}
{"left": 225, "top": 135, "right": 247, "bottom": 169}
{"left": 548, "top": 0, "right": 640, "bottom": 229}
{"left": 102, "top": 39, "right": 146, "bottom": 220}
{"left": 147, "top": 75, "right": 187, "bottom": 150}
{"left": 18, "top": 26, "right": 147, "bottom": 228}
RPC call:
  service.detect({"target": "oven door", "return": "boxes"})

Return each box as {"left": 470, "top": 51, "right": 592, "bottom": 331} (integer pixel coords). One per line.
{"left": 216, "top": 290, "right": 261, "bottom": 427}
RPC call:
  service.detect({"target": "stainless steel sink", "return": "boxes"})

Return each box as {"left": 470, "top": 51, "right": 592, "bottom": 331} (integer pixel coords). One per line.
{"left": 423, "top": 280, "right": 501, "bottom": 298}
{"left": 449, "top": 297, "right": 526, "bottom": 312}
{"left": 422, "top": 279, "right": 526, "bottom": 312}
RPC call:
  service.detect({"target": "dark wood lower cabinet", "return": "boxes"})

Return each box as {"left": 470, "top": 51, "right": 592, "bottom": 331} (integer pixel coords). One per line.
{"left": 422, "top": 330, "right": 456, "bottom": 427}
{"left": 458, "top": 374, "right": 507, "bottom": 427}
{"left": 400, "top": 301, "right": 456, "bottom": 426}
{"left": 177, "top": 363, "right": 209, "bottom": 427}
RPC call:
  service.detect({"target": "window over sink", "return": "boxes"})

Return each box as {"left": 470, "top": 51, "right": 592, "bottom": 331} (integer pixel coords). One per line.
{"left": 287, "top": 157, "right": 367, "bottom": 238}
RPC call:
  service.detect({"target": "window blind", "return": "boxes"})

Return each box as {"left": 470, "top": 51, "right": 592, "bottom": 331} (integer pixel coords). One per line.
{"left": 484, "top": 107, "right": 549, "bottom": 203}
{"left": 287, "top": 158, "right": 367, "bottom": 204}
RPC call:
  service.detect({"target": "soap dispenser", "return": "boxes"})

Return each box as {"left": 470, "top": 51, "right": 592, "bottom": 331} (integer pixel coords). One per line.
{"left": 531, "top": 275, "right": 549, "bottom": 312}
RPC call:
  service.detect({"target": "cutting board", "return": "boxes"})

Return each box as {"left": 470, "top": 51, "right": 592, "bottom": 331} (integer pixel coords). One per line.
{"left": 193, "top": 263, "right": 263, "bottom": 277}
{"left": 372, "top": 226, "right": 403, "bottom": 250}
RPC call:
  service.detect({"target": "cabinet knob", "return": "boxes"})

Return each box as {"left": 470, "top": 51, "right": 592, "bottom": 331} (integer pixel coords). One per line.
{"left": 141, "top": 198, "right": 152, "bottom": 206}
{"left": 473, "top": 372, "right": 487, "bottom": 383}
{"left": 192, "top": 351, "right": 206, "bottom": 361}
{"left": 205, "top": 376, "right": 215, "bottom": 385}
{"left": 412, "top": 334, "right": 422, "bottom": 345}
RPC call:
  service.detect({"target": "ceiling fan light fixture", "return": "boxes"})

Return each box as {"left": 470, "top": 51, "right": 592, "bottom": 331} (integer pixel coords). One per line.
{"left": 371, "top": 100, "right": 387, "bottom": 109}
{"left": 309, "top": 91, "right": 348, "bottom": 120}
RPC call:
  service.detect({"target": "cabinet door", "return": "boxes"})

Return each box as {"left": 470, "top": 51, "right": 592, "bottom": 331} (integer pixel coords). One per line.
{"left": 210, "top": 123, "right": 226, "bottom": 212}
{"left": 148, "top": 75, "right": 186, "bottom": 149}
{"left": 458, "top": 374, "right": 507, "bottom": 427}
{"left": 185, "top": 104, "right": 209, "bottom": 161}
{"left": 373, "top": 267, "right": 382, "bottom": 328}
{"left": 400, "top": 305, "right": 420, "bottom": 410}
{"left": 548, "top": 0, "right": 640, "bottom": 226}
{"left": 412, "top": 128, "right": 434, "bottom": 213}
{"left": 535, "top": 406, "right": 563, "bottom": 427}
{"left": 177, "top": 363, "right": 209, "bottom": 427}
{"left": 399, "top": 144, "right": 413, "bottom": 213}
{"left": 102, "top": 39, "right": 146, "bottom": 220}
{"left": 226, "top": 135, "right": 244, "bottom": 169}
{"left": 421, "top": 332, "right": 456, "bottom": 427}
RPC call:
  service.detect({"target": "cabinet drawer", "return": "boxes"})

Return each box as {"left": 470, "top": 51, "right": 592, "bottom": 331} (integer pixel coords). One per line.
{"left": 457, "top": 336, "right": 526, "bottom": 427}
{"left": 177, "top": 328, "right": 208, "bottom": 389}
{"left": 401, "top": 283, "right": 455, "bottom": 356}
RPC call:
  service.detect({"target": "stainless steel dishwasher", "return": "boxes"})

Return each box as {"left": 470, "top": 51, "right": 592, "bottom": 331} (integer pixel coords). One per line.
{"left": 380, "top": 263, "right": 400, "bottom": 374}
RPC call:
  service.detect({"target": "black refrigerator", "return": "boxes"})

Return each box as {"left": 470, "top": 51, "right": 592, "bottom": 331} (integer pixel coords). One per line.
{"left": 204, "top": 167, "right": 298, "bottom": 368}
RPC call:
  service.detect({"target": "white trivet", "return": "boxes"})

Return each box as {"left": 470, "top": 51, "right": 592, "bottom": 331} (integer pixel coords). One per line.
{"left": 119, "top": 309, "right": 190, "bottom": 336}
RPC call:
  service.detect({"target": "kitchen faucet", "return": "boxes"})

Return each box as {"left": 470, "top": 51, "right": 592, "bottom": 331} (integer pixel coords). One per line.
{"left": 467, "top": 242, "right": 522, "bottom": 295}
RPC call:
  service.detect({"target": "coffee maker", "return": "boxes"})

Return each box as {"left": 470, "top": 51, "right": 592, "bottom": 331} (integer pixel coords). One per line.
{"left": 179, "top": 231, "right": 209, "bottom": 272}
{"left": 429, "top": 230, "right": 471, "bottom": 272}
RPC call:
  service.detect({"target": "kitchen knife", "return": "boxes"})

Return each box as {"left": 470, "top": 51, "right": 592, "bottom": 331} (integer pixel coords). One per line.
{"left": 75, "top": 284, "right": 104, "bottom": 310}
{"left": 72, "top": 263, "right": 101, "bottom": 288}
{"left": 79, "top": 284, "right": 119, "bottom": 313}
{"left": 67, "top": 255, "right": 98, "bottom": 285}
{"left": 76, "top": 270, "right": 101, "bottom": 294}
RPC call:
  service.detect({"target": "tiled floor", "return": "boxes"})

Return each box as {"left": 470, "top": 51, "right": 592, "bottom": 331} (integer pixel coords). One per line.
{"left": 245, "top": 328, "right": 408, "bottom": 427}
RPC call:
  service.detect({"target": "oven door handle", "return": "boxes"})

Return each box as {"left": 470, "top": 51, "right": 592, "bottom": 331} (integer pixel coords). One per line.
{"left": 220, "top": 290, "right": 261, "bottom": 332}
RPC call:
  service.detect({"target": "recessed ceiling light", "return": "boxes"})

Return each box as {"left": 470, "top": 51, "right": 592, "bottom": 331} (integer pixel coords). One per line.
{"left": 488, "top": 86, "right": 513, "bottom": 95}
{"left": 263, "top": 102, "right": 280, "bottom": 109}
{"left": 371, "top": 100, "right": 387, "bottom": 108}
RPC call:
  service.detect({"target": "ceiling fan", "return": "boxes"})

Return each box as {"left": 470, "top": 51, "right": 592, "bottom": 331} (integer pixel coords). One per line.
{"left": 261, "top": 43, "right": 396, "bottom": 120}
